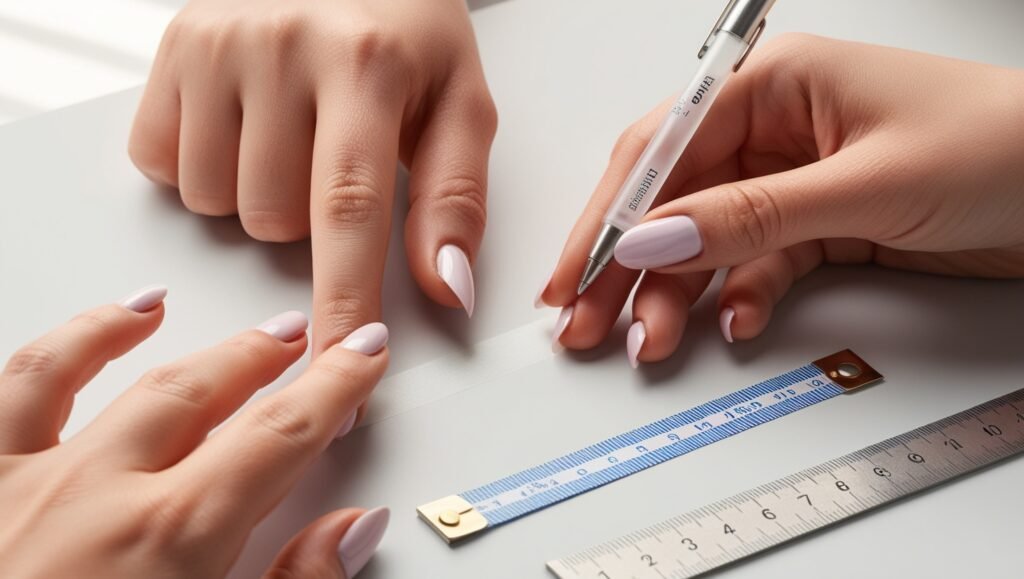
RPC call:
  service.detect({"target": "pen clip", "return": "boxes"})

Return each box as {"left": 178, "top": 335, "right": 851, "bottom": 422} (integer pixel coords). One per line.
{"left": 732, "top": 18, "right": 766, "bottom": 72}
{"left": 698, "top": 0, "right": 736, "bottom": 60}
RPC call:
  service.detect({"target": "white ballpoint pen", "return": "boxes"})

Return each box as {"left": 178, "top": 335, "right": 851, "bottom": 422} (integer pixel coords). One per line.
{"left": 578, "top": 0, "right": 776, "bottom": 294}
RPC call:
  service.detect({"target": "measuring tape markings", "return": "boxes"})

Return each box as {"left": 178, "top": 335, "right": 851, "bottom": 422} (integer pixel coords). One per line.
{"left": 547, "top": 388, "right": 1024, "bottom": 578}
{"left": 418, "top": 350, "right": 882, "bottom": 543}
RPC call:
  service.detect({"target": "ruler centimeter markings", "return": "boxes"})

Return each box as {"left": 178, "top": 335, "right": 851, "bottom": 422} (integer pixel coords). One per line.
{"left": 417, "top": 350, "right": 883, "bottom": 543}
{"left": 547, "top": 388, "right": 1024, "bottom": 578}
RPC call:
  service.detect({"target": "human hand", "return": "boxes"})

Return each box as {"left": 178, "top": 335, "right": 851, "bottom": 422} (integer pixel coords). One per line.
{"left": 129, "top": 0, "right": 498, "bottom": 353}
{"left": 538, "top": 34, "right": 1024, "bottom": 365}
{"left": 0, "top": 286, "right": 390, "bottom": 578}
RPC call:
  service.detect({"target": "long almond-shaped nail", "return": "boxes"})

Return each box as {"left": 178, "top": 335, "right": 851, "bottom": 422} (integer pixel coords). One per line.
{"left": 614, "top": 216, "right": 703, "bottom": 269}
{"left": 436, "top": 244, "right": 475, "bottom": 317}
{"left": 626, "top": 320, "right": 647, "bottom": 369}
{"left": 720, "top": 307, "right": 736, "bottom": 344}
{"left": 552, "top": 305, "right": 574, "bottom": 353}
{"left": 119, "top": 285, "right": 168, "bottom": 313}
{"left": 337, "top": 506, "right": 390, "bottom": 578}
{"left": 257, "top": 311, "right": 308, "bottom": 342}
{"left": 339, "top": 322, "right": 389, "bottom": 355}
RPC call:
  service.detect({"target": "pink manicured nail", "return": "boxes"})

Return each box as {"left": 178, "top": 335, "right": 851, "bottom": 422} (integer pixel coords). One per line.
{"left": 436, "top": 244, "right": 475, "bottom": 317}
{"left": 552, "top": 305, "right": 574, "bottom": 353}
{"left": 339, "top": 322, "right": 389, "bottom": 355}
{"left": 626, "top": 320, "right": 647, "bottom": 369}
{"left": 614, "top": 216, "right": 703, "bottom": 269}
{"left": 534, "top": 265, "right": 555, "bottom": 309}
{"left": 720, "top": 307, "right": 736, "bottom": 344}
{"left": 336, "top": 412, "right": 358, "bottom": 439}
{"left": 118, "top": 285, "right": 167, "bottom": 313}
{"left": 257, "top": 311, "right": 308, "bottom": 342}
{"left": 337, "top": 506, "right": 390, "bottom": 578}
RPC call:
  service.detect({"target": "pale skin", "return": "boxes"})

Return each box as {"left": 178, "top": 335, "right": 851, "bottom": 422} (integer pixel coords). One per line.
{"left": 10, "top": 9, "right": 1019, "bottom": 576}
{"left": 540, "top": 34, "right": 1024, "bottom": 360}
{"left": 128, "top": 0, "right": 498, "bottom": 354}
{"left": 0, "top": 295, "right": 387, "bottom": 578}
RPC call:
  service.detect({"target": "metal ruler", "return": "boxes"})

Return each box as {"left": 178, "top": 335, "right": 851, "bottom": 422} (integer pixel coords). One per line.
{"left": 418, "top": 350, "right": 882, "bottom": 543}
{"left": 547, "top": 387, "right": 1024, "bottom": 578}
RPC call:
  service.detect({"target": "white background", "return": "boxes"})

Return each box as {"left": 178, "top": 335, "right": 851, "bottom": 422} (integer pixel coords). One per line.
{"left": 2, "top": 1, "right": 1024, "bottom": 578}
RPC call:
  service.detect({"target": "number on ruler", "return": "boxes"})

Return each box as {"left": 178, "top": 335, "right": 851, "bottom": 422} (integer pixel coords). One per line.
{"left": 761, "top": 508, "right": 776, "bottom": 520}
{"left": 681, "top": 537, "right": 698, "bottom": 550}
{"left": 836, "top": 481, "right": 850, "bottom": 491}
{"left": 640, "top": 554, "right": 657, "bottom": 567}
{"left": 983, "top": 425, "right": 1003, "bottom": 437}
{"left": 797, "top": 494, "right": 812, "bottom": 506}
{"left": 723, "top": 524, "right": 735, "bottom": 535}
{"left": 908, "top": 453, "right": 925, "bottom": 463}
{"left": 873, "top": 467, "right": 892, "bottom": 478}
{"left": 694, "top": 421, "right": 713, "bottom": 432}
{"left": 945, "top": 438, "right": 964, "bottom": 450}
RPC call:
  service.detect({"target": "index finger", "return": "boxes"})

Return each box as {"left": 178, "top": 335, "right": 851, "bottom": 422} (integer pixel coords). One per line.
{"left": 309, "top": 85, "right": 404, "bottom": 354}
{"left": 539, "top": 75, "right": 754, "bottom": 308}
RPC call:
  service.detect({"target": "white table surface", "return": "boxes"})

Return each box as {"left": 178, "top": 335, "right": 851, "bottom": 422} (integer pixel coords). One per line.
{"left": 2, "top": 1, "right": 1024, "bottom": 577}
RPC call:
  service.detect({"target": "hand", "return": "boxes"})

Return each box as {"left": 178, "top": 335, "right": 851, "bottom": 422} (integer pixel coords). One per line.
{"left": 0, "top": 286, "right": 390, "bottom": 578}
{"left": 128, "top": 0, "right": 498, "bottom": 353}
{"left": 539, "top": 34, "right": 1024, "bottom": 365}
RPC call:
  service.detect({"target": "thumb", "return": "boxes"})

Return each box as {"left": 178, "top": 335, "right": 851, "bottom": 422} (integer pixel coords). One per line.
{"left": 613, "top": 146, "right": 891, "bottom": 273}
{"left": 263, "top": 507, "right": 390, "bottom": 579}
{"left": 405, "top": 83, "right": 498, "bottom": 318}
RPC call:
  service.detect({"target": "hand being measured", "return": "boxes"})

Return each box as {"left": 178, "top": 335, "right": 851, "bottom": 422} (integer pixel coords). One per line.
{"left": 539, "top": 34, "right": 1024, "bottom": 365}
{"left": 0, "top": 286, "right": 389, "bottom": 578}
{"left": 129, "top": 0, "right": 498, "bottom": 352}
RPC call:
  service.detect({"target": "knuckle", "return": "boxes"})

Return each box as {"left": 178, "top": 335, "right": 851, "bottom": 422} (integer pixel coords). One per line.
{"left": 127, "top": 138, "right": 177, "bottom": 185}
{"left": 318, "top": 294, "right": 376, "bottom": 342}
{"left": 240, "top": 210, "right": 309, "bottom": 242}
{"left": 319, "top": 162, "right": 387, "bottom": 227}
{"left": 256, "top": 9, "right": 309, "bottom": 54}
{"left": 248, "top": 396, "right": 320, "bottom": 448}
{"left": 138, "top": 365, "right": 211, "bottom": 409}
{"left": 180, "top": 188, "right": 236, "bottom": 217}
{"left": 425, "top": 176, "right": 487, "bottom": 231}
{"left": 4, "top": 341, "right": 62, "bottom": 378}
{"left": 345, "top": 26, "right": 401, "bottom": 72}
{"left": 723, "top": 183, "right": 783, "bottom": 252}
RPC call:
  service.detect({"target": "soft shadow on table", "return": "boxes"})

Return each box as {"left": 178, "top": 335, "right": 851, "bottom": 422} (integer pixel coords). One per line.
{"left": 637, "top": 265, "right": 1024, "bottom": 387}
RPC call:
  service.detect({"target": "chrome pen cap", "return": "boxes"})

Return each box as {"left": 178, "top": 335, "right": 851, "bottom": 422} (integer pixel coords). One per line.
{"left": 699, "top": 0, "right": 776, "bottom": 69}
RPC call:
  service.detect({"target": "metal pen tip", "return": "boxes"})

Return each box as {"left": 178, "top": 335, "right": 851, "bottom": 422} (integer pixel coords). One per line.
{"left": 578, "top": 258, "right": 603, "bottom": 295}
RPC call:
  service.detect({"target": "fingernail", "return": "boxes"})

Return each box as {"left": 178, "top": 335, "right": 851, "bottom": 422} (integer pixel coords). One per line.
{"left": 614, "top": 216, "right": 703, "bottom": 269}
{"left": 534, "top": 265, "right": 555, "bottom": 309}
{"left": 436, "top": 244, "right": 475, "bottom": 317}
{"left": 337, "top": 506, "right": 390, "bottom": 578}
{"left": 626, "top": 320, "right": 647, "bottom": 369}
{"left": 118, "top": 284, "right": 167, "bottom": 313}
{"left": 720, "top": 307, "right": 736, "bottom": 344}
{"left": 552, "top": 305, "right": 574, "bottom": 353}
{"left": 336, "top": 411, "right": 358, "bottom": 439}
{"left": 257, "top": 311, "right": 308, "bottom": 342}
{"left": 339, "top": 322, "right": 389, "bottom": 355}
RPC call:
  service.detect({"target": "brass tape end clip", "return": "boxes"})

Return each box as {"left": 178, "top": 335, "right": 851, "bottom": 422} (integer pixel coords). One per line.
{"left": 416, "top": 495, "right": 488, "bottom": 544}
{"left": 813, "top": 349, "right": 883, "bottom": 392}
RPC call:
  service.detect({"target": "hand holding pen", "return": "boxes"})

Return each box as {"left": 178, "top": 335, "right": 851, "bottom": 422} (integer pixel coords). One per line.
{"left": 539, "top": 33, "right": 1024, "bottom": 366}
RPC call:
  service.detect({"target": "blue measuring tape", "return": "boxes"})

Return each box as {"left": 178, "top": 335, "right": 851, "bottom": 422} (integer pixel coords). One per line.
{"left": 417, "top": 350, "right": 881, "bottom": 543}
